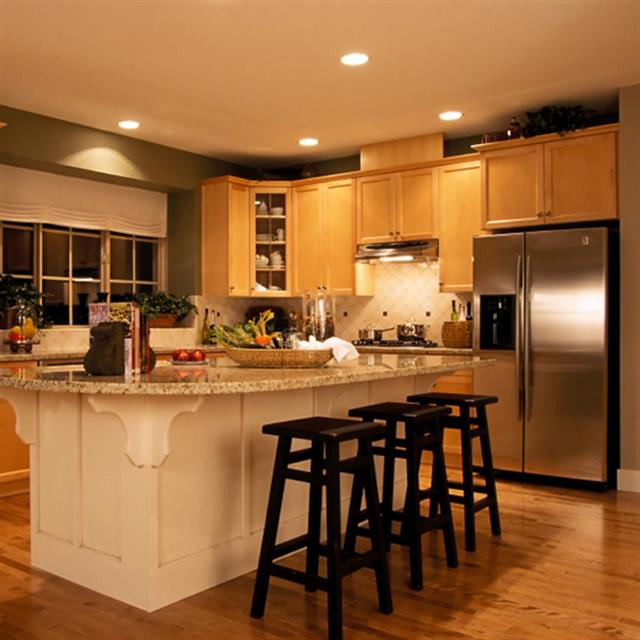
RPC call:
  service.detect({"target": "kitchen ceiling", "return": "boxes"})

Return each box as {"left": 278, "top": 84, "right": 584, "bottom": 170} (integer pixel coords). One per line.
{"left": 1, "top": 0, "right": 638, "bottom": 168}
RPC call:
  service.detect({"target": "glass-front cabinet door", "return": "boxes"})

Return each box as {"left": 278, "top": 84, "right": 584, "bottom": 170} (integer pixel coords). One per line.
{"left": 250, "top": 185, "right": 290, "bottom": 296}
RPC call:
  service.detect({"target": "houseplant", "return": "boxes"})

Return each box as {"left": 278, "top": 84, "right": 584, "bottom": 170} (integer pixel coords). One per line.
{"left": 134, "top": 291, "right": 197, "bottom": 328}
{"left": 0, "top": 274, "right": 47, "bottom": 329}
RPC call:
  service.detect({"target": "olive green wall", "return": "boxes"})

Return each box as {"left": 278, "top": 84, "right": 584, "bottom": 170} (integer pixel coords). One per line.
{"left": 0, "top": 105, "right": 254, "bottom": 294}
{"left": 618, "top": 84, "right": 640, "bottom": 490}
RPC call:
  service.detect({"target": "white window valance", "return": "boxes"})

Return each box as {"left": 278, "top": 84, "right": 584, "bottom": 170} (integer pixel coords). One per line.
{"left": 0, "top": 164, "right": 167, "bottom": 238}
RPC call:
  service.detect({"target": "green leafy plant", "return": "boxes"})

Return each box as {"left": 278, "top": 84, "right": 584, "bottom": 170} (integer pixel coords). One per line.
{"left": 134, "top": 291, "right": 197, "bottom": 320}
{"left": 0, "top": 274, "right": 48, "bottom": 328}
{"left": 523, "top": 105, "right": 595, "bottom": 138}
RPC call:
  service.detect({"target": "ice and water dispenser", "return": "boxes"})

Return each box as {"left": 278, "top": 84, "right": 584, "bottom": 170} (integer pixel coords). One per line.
{"left": 479, "top": 295, "right": 516, "bottom": 350}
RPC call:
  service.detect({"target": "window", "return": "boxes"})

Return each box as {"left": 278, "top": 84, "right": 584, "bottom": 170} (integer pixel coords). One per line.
{"left": 0, "top": 221, "right": 164, "bottom": 326}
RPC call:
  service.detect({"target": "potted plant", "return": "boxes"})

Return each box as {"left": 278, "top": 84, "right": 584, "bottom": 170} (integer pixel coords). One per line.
{"left": 134, "top": 291, "right": 197, "bottom": 328}
{"left": 0, "top": 274, "right": 47, "bottom": 329}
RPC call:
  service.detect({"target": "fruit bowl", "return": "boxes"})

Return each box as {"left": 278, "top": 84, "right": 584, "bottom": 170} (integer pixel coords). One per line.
{"left": 224, "top": 347, "right": 332, "bottom": 369}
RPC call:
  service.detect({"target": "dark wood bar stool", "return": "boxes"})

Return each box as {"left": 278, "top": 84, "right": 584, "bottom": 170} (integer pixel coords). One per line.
{"left": 250, "top": 416, "right": 393, "bottom": 640}
{"left": 406, "top": 392, "right": 502, "bottom": 552}
{"left": 344, "top": 403, "right": 458, "bottom": 591}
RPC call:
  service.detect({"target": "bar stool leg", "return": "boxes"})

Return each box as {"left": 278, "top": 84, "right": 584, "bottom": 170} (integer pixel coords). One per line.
{"left": 477, "top": 406, "right": 502, "bottom": 537}
{"left": 305, "top": 441, "right": 324, "bottom": 591}
{"left": 325, "top": 441, "right": 344, "bottom": 640}
{"left": 459, "top": 407, "right": 476, "bottom": 552}
{"left": 343, "top": 468, "right": 364, "bottom": 559}
{"left": 431, "top": 421, "right": 458, "bottom": 568}
{"left": 404, "top": 427, "right": 424, "bottom": 591}
{"left": 381, "top": 421, "right": 397, "bottom": 551}
{"left": 250, "top": 436, "right": 292, "bottom": 618}
{"left": 361, "top": 438, "right": 393, "bottom": 614}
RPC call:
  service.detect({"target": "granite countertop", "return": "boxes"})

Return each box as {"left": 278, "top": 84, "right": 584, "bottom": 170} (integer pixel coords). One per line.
{"left": 355, "top": 346, "right": 472, "bottom": 356}
{"left": 0, "top": 346, "right": 226, "bottom": 363}
{"left": 0, "top": 354, "right": 494, "bottom": 396}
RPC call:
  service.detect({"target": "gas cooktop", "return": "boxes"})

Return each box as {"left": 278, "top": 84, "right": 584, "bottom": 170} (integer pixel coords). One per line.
{"left": 352, "top": 339, "right": 439, "bottom": 348}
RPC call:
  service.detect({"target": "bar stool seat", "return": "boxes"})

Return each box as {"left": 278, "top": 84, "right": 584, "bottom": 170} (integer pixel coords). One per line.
{"left": 345, "top": 402, "right": 458, "bottom": 591}
{"left": 251, "top": 416, "right": 392, "bottom": 640}
{"left": 406, "top": 391, "right": 502, "bottom": 552}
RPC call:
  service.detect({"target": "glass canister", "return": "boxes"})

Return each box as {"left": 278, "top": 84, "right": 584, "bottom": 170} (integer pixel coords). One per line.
{"left": 6, "top": 302, "right": 38, "bottom": 353}
{"left": 314, "top": 287, "right": 335, "bottom": 341}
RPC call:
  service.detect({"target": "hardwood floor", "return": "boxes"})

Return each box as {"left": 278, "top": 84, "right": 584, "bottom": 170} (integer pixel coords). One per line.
{"left": 1, "top": 474, "right": 639, "bottom": 640}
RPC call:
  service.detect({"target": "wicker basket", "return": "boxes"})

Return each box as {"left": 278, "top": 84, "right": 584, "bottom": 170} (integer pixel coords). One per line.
{"left": 224, "top": 347, "right": 333, "bottom": 369}
{"left": 149, "top": 313, "right": 178, "bottom": 328}
{"left": 441, "top": 321, "right": 473, "bottom": 349}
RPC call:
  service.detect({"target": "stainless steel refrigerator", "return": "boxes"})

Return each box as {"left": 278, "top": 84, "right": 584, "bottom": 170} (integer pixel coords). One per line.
{"left": 473, "top": 227, "right": 613, "bottom": 484}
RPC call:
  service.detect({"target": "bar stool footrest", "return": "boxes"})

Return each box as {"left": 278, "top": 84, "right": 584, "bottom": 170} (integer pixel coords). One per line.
{"left": 268, "top": 563, "right": 329, "bottom": 591}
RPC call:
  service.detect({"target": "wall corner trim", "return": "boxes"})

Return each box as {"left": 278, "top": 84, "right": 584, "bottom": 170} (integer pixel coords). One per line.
{"left": 617, "top": 468, "right": 640, "bottom": 492}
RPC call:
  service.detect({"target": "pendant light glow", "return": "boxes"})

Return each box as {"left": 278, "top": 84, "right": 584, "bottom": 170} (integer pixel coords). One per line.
{"left": 298, "top": 137, "right": 319, "bottom": 146}
{"left": 118, "top": 120, "right": 140, "bottom": 130}
{"left": 438, "top": 111, "right": 463, "bottom": 121}
{"left": 340, "top": 52, "right": 369, "bottom": 66}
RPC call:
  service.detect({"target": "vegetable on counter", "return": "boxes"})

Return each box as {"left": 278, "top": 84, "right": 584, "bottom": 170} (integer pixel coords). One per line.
{"left": 212, "top": 309, "right": 282, "bottom": 349}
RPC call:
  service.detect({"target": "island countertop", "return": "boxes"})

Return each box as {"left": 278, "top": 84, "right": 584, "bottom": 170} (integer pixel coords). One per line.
{"left": 0, "top": 353, "right": 493, "bottom": 396}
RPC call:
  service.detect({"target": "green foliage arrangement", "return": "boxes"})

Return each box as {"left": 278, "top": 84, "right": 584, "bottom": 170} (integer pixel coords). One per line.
{"left": 134, "top": 291, "right": 197, "bottom": 320}
{"left": 523, "top": 105, "right": 595, "bottom": 138}
{"left": 0, "top": 274, "right": 48, "bottom": 328}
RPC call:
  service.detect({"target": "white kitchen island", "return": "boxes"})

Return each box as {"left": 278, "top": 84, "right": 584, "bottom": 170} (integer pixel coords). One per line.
{"left": 0, "top": 353, "right": 492, "bottom": 612}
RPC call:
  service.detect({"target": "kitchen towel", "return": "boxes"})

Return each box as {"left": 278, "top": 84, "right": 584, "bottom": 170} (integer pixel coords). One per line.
{"left": 298, "top": 336, "right": 359, "bottom": 363}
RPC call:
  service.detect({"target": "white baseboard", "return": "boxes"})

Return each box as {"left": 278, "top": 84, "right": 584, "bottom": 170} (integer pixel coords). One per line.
{"left": 617, "top": 468, "right": 640, "bottom": 492}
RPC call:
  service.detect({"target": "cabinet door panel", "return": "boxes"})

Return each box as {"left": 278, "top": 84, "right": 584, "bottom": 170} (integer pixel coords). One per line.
{"left": 438, "top": 162, "right": 481, "bottom": 292}
{"left": 397, "top": 168, "right": 436, "bottom": 239}
{"left": 293, "top": 184, "right": 325, "bottom": 293}
{"left": 482, "top": 146, "right": 545, "bottom": 229}
{"left": 357, "top": 174, "right": 395, "bottom": 243}
{"left": 228, "top": 182, "right": 251, "bottom": 296}
{"left": 325, "top": 180, "right": 355, "bottom": 295}
{"left": 544, "top": 132, "right": 617, "bottom": 222}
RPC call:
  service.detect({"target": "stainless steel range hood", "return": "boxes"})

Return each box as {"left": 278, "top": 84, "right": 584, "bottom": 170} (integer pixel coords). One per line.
{"left": 354, "top": 239, "right": 438, "bottom": 263}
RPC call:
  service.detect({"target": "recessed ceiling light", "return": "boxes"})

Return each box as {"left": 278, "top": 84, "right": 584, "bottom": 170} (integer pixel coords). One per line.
{"left": 298, "top": 138, "right": 319, "bottom": 147}
{"left": 118, "top": 120, "right": 140, "bottom": 130}
{"left": 340, "top": 52, "right": 369, "bottom": 66}
{"left": 438, "top": 111, "right": 463, "bottom": 121}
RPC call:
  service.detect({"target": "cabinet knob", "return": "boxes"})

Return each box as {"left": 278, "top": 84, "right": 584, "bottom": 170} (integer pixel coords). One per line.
{"left": 389, "top": 231, "right": 394, "bottom": 236}
{"left": 536, "top": 211, "right": 544, "bottom": 218}
{"left": 229, "top": 285, "right": 235, "bottom": 291}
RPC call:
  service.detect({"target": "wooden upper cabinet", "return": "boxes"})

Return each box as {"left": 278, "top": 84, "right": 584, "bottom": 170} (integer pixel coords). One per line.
{"left": 357, "top": 174, "right": 395, "bottom": 243}
{"left": 438, "top": 161, "right": 481, "bottom": 293}
{"left": 292, "top": 184, "right": 325, "bottom": 293}
{"left": 478, "top": 125, "right": 618, "bottom": 230}
{"left": 544, "top": 132, "right": 617, "bottom": 222}
{"left": 481, "top": 145, "right": 545, "bottom": 229}
{"left": 325, "top": 179, "right": 356, "bottom": 294}
{"left": 396, "top": 167, "right": 436, "bottom": 240}
{"left": 201, "top": 178, "right": 251, "bottom": 297}
{"left": 357, "top": 168, "right": 436, "bottom": 243}
{"left": 292, "top": 178, "right": 356, "bottom": 295}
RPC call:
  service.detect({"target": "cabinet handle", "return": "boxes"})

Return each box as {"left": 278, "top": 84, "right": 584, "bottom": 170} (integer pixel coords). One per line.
{"left": 396, "top": 230, "right": 400, "bottom": 235}
{"left": 545, "top": 210, "right": 551, "bottom": 216}
{"left": 536, "top": 211, "right": 544, "bottom": 218}
{"left": 389, "top": 230, "right": 394, "bottom": 236}
{"left": 229, "top": 285, "right": 235, "bottom": 291}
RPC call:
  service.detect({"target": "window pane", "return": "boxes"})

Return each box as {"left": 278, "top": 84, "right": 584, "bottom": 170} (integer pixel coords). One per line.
{"left": 3, "top": 226, "right": 34, "bottom": 275}
{"left": 43, "top": 231, "right": 69, "bottom": 276}
{"left": 72, "top": 282, "right": 100, "bottom": 325}
{"left": 72, "top": 234, "right": 101, "bottom": 279}
{"left": 135, "top": 241, "right": 157, "bottom": 282}
{"left": 43, "top": 280, "right": 69, "bottom": 325}
{"left": 110, "top": 282, "right": 133, "bottom": 302}
{"left": 111, "top": 237, "right": 133, "bottom": 280}
{"left": 136, "top": 283, "right": 155, "bottom": 295}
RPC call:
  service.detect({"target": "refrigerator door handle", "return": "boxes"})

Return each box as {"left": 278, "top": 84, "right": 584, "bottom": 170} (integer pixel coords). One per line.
{"left": 515, "top": 254, "right": 523, "bottom": 421}
{"left": 524, "top": 253, "right": 533, "bottom": 421}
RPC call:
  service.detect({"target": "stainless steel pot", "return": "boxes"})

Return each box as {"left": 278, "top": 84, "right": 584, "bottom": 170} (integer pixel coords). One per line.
{"left": 396, "top": 323, "right": 425, "bottom": 341}
{"left": 358, "top": 326, "right": 394, "bottom": 342}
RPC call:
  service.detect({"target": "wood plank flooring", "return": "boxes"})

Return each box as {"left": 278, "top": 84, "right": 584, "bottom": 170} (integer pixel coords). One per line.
{"left": 0, "top": 474, "right": 639, "bottom": 639}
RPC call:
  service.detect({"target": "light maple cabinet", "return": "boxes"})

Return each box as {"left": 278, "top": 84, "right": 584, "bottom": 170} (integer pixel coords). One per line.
{"left": 437, "top": 161, "right": 481, "bottom": 292}
{"left": 201, "top": 177, "right": 251, "bottom": 296}
{"left": 357, "top": 167, "right": 436, "bottom": 243}
{"left": 293, "top": 178, "right": 367, "bottom": 295}
{"left": 478, "top": 125, "right": 617, "bottom": 230}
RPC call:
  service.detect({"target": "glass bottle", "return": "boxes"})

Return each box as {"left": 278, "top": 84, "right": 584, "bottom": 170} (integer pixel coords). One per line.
{"left": 201, "top": 307, "right": 210, "bottom": 344}
{"left": 450, "top": 300, "right": 459, "bottom": 322}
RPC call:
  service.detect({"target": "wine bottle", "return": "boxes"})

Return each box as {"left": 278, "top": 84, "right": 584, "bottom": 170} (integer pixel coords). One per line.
{"left": 450, "top": 300, "right": 459, "bottom": 322}
{"left": 466, "top": 302, "right": 472, "bottom": 321}
{"left": 201, "top": 307, "right": 210, "bottom": 344}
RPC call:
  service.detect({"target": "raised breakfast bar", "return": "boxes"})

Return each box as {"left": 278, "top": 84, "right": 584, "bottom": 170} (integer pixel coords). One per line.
{"left": 0, "top": 353, "right": 492, "bottom": 612}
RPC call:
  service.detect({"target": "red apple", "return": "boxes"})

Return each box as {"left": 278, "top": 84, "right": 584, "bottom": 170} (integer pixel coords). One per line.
{"left": 189, "top": 349, "right": 206, "bottom": 362}
{"left": 172, "top": 349, "right": 190, "bottom": 362}
{"left": 9, "top": 331, "right": 25, "bottom": 342}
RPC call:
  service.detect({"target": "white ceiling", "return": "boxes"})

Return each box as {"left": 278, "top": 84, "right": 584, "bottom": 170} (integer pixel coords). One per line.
{"left": 1, "top": 0, "right": 639, "bottom": 168}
